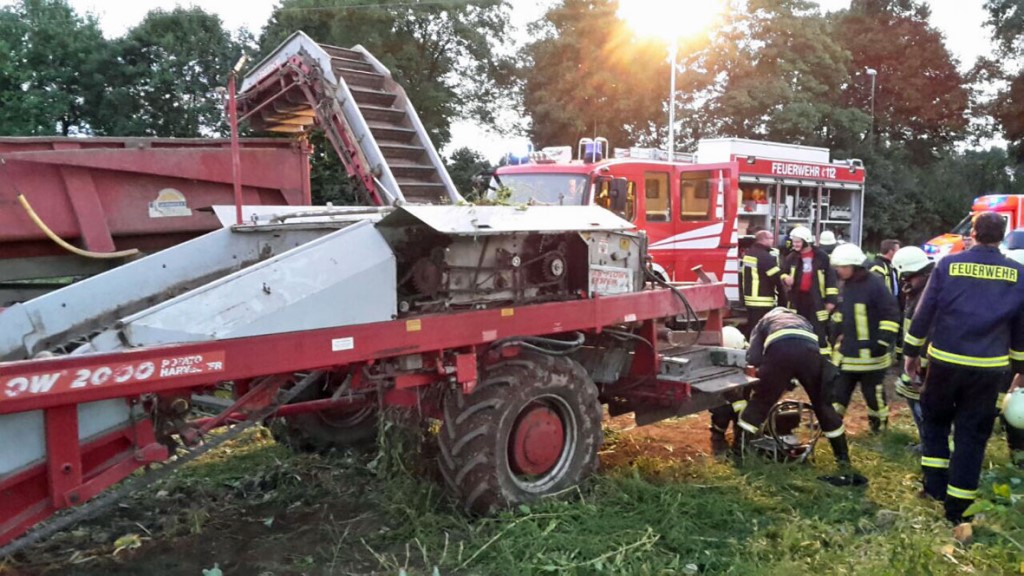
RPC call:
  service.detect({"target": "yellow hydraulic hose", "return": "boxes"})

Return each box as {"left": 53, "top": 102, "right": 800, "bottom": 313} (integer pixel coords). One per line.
{"left": 17, "top": 194, "right": 139, "bottom": 259}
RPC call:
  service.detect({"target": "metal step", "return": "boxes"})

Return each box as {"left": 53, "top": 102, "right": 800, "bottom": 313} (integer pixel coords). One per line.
{"left": 390, "top": 163, "right": 439, "bottom": 180}
{"left": 359, "top": 105, "right": 407, "bottom": 124}
{"left": 349, "top": 88, "right": 398, "bottom": 107}
{"left": 367, "top": 123, "right": 417, "bottom": 143}
{"left": 397, "top": 181, "right": 450, "bottom": 204}
{"left": 320, "top": 44, "right": 365, "bottom": 62}
{"left": 334, "top": 67, "right": 386, "bottom": 90}
{"left": 329, "top": 55, "right": 375, "bottom": 73}
{"left": 378, "top": 142, "right": 426, "bottom": 161}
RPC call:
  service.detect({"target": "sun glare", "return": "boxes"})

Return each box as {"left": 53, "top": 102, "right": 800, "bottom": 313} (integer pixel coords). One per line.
{"left": 617, "top": 0, "right": 725, "bottom": 43}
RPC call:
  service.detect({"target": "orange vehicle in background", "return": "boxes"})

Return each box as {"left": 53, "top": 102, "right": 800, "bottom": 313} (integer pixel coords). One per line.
{"left": 923, "top": 195, "right": 1023, "bottom": 259}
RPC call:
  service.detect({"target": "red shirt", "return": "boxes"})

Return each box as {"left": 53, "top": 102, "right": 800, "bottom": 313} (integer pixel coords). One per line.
{"left": 799, "top": 250, "right": 813, "bottom": 292}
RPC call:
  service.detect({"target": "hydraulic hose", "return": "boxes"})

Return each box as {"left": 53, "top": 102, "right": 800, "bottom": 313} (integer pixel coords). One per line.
{"left": 17, "top": 194, "right": 139, "bottom": 260}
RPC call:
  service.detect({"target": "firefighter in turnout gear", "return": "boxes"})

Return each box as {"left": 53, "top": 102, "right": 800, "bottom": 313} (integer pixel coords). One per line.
{"left": 734, "top": 307, "right": 850, "bottom": 464}
{"left": 870, "top": 239, "right": 901, "bottom": 296}
{"left": 781, "top": 226, "right": 838, "bottom": 356}
{"left": 903, "top": 212, "right": 1024, "bottom": 523}
{"left": 829, "top": 243, "right": 902, "bottom": 433}
{"left": 891, "top": 246, "right": 934, "bottom": 444}
{"left": 999, "top": 250, "right": 1024, "bottom": 468}
{"left": 741, "top": 229, "right": 786, "bottom": 333}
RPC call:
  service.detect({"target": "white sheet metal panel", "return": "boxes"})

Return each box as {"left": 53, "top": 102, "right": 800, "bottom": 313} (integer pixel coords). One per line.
{"left": 97, "top": 220, "right": 397, "bottom": 348}
{"left": 211, "top": 205, "right": 391, "bottom": 228}
{"left": 380, "top": 205, "right": 636, "bottom": 235}
{"left": 696, "top": 138, "right": 830, "bottom": 164}
{"left": 0, "top": 226, "right": 334, "bottom": 361}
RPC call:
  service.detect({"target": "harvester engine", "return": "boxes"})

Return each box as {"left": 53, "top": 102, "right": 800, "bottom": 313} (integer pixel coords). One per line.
{"left": 376, "top": 206, "right": 644, "bottom": 314}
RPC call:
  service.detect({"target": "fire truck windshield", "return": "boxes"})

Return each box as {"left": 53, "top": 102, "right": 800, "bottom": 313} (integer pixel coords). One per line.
{"left": 952, "top": 213, "right": 1009, "bottom": 236}
{"left": 489, "top": 173, "right": 590, "bottom": 206}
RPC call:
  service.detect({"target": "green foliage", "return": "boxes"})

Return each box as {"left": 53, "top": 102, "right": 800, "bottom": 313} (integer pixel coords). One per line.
{"left": 680, "top": 0, "right": 863, "bottom": 149}
{"left": 445, "top": 146, "right": 493, "bottom": 201}
{"left": 307, "top": 131, "right": 362, "bottom": 205}
{"left": 0, "top": 0, "right": 108, "bottom": 135}
{"left": 983, "top": 0, "right": 1024, "bottom": 157}
{"left": 260, "top": 0, "right": 514, "bottom": 150}
{"left": 835, "top": 0, "right": 970, "bottom": 159}
{"left": 520, "top": 0, "right": 670, "bottom": 149}
{"left": 93, "top": 7, "right": 248, "bottom": 137}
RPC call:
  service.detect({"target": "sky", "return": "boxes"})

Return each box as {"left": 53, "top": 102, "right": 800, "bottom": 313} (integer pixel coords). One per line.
{"left": 1, "top": 0, "right": 997, "bottom": 160}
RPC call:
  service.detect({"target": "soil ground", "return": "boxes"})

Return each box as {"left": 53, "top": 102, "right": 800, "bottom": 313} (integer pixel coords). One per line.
{"left": 2, "top": 375, "right": 1011, "bottom": 576}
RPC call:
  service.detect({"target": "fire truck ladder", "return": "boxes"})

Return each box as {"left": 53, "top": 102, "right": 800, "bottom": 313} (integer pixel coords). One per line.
{"left": 238, "top": 31, "right": 462, "bottom": 206}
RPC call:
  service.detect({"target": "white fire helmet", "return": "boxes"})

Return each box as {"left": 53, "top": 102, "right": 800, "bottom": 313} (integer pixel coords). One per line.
{"left": 829, "top": 243, "right": 868, "bottom": 267}
{"left": 1002, "top": 388, "right": 1024, "bottom": 429}
{"left": 722, "top": 325, "right": 747, "bottom": 350}
{"left": 892, "top": 246, "right": 931, "bottom": 276}
{"left": 790, "top": 226, "right": 814, "bottom": 245}
{"left": 1006, "top": 249, "right": 1024, "bottom": 266}
{"left": 818, "top": 230, "right": 837, "bottom": 246}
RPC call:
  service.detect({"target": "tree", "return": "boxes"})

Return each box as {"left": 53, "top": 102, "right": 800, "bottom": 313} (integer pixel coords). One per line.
{"left": 520, "top": 0, "right": 669, "bottom": 149}
{"left": 0, "top": 0, "right": 108, "bottom": 135}
{"left": 833, "top": 0, "right": 970, "bottom": 160}
{"left": 445, "top": 147, "right": 493, "bottom": 200}
{"left": 674, "top": 0, "right": 864, "bottom": 149}
{"left": 91, "top": 8, "right": 247, "bottom": 137}
{"left": 260, "top": 0, "right": 515, "bottom": 149}
{"left": 983, "top": 0, "right": 1024, "bottom": 160}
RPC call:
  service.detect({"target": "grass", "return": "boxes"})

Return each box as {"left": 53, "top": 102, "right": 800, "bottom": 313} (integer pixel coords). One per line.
{"left": 11, "top": 412, "right": 1024, "bottom": 576}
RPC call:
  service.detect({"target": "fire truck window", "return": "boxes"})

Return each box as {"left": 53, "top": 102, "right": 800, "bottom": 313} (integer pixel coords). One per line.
{"left": 680, "top": 171, "right": 712, "bottom": 221}
{"left": 644, "top": 172, "right": 670, "bottom": 222}
{"left": 598, "top": 180, "right": 637, "bottom": 221}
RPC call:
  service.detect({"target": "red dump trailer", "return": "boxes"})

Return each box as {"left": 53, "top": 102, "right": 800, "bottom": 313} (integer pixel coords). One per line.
{"left": 0, "top": 137, "right": 310, "bottom": 303}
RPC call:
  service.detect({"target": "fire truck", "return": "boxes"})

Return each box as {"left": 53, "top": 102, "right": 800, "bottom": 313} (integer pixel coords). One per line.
{"left": 493, "top": 138, "right": 867, "bottom": 303}
{"left": 924, "top": 194, "right": 1024, "bottom": 259}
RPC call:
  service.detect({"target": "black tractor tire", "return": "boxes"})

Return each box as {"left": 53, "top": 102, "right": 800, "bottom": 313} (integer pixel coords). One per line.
{"left": 438, "top": 351, "right": 603, "bottom": 515}
{"left": 271, "top": 372, "right": 378, "bottom": 452}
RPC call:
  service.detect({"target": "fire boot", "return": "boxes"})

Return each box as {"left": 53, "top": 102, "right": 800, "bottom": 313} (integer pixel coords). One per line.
{"left": 828, "top": 435, "right": 851, "bottom": 466}
{"left": 868, "top": 416, "right": 887, "bottom": 434}
{"left": 710, "top": 429, "right": 731, "bottom": 456}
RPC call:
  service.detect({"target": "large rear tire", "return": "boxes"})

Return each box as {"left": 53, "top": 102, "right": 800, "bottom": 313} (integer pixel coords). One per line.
{"left": 271, "top": 371, "right": 377, "bottom": 452}
{"left": 438, "top": 351, "right": 603, "bottom": 514}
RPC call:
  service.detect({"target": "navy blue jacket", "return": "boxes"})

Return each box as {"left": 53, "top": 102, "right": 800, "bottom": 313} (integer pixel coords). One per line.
{"left": 833, "top": 269, "right": 901, "bottom": 372}
{"left": 746, "top": 309, "right": 820, "bottom": 367}
{"left": 904, "top": 246, "right": 1024, "bottom": 372}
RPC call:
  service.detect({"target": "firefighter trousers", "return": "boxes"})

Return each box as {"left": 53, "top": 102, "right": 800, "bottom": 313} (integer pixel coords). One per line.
{"left": 744, "top": 305, "right": 772, "bottom": 339}
{"left": 919, "top": 360, "right": 1004, "bottom": 522}
{"left": 737, "top": 339, "right": 846, "bottom": 455}
{"left": 833, "top": 369, "right": 888, "bottom": 432}
{"left": 788, "top": 290, "right": 829, "bottom": 355}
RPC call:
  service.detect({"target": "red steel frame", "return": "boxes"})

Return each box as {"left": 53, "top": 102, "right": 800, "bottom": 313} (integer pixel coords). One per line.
{"left": 0, "top": 284, "right": 725, "bottom": 546}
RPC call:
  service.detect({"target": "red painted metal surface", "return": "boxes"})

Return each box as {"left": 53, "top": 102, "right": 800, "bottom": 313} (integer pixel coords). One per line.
{"left": 0, "top": 285, "right": 725, "bottom": 415}
{"left": 510, "top": 403, "right": 564, "bottom": 476}
{"left": 0, "top": 283, "right": 726, "bottom": 546}
{"left": 0, "top": 137, "right": 308, "bottom": 269}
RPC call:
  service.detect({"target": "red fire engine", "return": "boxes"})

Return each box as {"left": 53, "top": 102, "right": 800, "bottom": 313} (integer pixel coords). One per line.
{"left": 493, "top": 138, "right": 867, "bottom": 303}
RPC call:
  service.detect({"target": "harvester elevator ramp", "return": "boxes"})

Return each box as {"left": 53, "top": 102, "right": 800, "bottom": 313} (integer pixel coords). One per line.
{"left": 239, "top": 31, "right": 462, "bottom": 207}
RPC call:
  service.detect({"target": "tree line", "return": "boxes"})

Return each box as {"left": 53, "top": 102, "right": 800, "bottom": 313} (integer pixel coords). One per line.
{"left": 1, "top": 0, "right": 1022, "bottom": 246}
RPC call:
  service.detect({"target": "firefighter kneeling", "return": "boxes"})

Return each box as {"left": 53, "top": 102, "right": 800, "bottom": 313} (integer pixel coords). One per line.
{"left": 734, "top": 307, "right": 851, "bottom": 467}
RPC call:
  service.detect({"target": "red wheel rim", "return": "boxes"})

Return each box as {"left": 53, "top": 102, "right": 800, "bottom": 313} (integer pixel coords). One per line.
{"left": 509, "top": 401, "right": 566, "bottom": 476}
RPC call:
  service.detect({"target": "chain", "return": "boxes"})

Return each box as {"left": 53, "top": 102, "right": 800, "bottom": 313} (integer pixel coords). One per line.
{"left": 0, "top": 372, "right": 320, "bottom": 558}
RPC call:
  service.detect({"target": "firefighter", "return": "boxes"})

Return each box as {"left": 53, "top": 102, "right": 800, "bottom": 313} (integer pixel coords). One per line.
{"left": 741, "top": 229, "right": 786, "bottom": 334}
{"left": 1001, "top": 250, "right": 1024, "bottom": 468}
{"left": 870, "top": 239, "right": 901, "bottom": 295}
{"left": 819, "top": 230, "right": 838, "bottom": 256}
{"left": 734, "top": 307, "right": 850, "bottom": 465}
{"left": 829, "top": 243, "right": 901, "bottom": 433}
{"left": 891, "top": 246, "right": 935, "bottom": 445}
{"left": 903, "top": 212, "right": 1024, "bottom": 523}
{"left": 781, "top": 226, "right": 838, "bottom": 356}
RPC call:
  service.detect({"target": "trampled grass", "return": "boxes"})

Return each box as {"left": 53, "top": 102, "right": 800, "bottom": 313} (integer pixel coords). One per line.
{"left": 12, "top": 413, "right": 1024, "bottom": 575}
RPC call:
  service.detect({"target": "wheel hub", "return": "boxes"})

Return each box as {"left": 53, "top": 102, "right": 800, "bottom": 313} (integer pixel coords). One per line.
{"left": 510, "top": 402, "right": 565, "bottom": 476}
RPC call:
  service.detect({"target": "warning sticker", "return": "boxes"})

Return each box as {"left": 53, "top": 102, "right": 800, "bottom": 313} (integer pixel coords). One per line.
{"left": 148, "top": 188, "right": 192, "bottom": 218}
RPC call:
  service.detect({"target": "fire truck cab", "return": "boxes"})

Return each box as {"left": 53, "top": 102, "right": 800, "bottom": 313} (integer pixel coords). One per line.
{"left": 491, "top": 138, "right": 867, "bottom": 303}
{"left": 923, "top": 194, "right": 1024, "bottom": 259}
